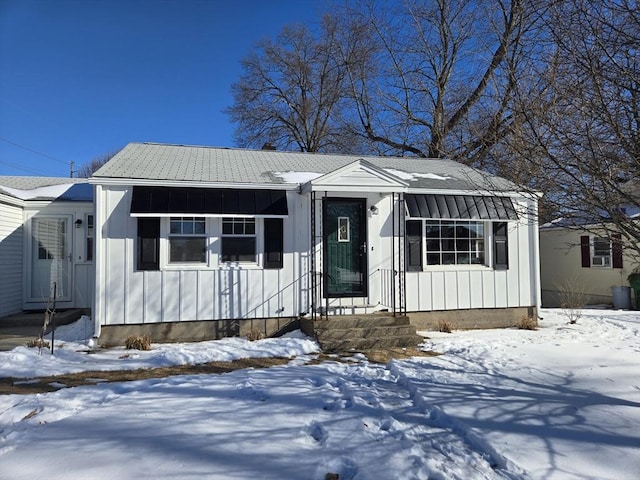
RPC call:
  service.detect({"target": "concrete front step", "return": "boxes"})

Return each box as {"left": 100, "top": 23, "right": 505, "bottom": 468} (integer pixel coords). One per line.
{"left": 320, "top": 334, "right": 425, "bottom": 352}
{"left": 315, "top": 325, "right": 417, "bottom": 342}
{"left": 308, "top": 315, "right": 411, "bottom": 330}
{"left": 301, "top": 314, "right": 424, "bottom": 352}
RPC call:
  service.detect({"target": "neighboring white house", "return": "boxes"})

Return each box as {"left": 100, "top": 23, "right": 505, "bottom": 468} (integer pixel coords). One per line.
{"left": 0, "top": 177, "right": 94, "bottom": 317}
{"left": 89, "top": 142, "right": 541, "bottom": 345}
{"left": 539, "top": 219, "right": 640, "bottom": 307}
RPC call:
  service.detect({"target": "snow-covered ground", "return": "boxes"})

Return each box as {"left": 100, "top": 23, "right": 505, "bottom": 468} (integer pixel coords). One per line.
{"left": 1, "top": 309, "right": 639, "bottom": 480}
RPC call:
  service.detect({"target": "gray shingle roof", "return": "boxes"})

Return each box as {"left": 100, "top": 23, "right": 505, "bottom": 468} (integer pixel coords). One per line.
{"left": 0, "top": 176, "right": 92, "bottom": 201}
{"left": 93, "top": 142, "right": 519, "bottom": 192}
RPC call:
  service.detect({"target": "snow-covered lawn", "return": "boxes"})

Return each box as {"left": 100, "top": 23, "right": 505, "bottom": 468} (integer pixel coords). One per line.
{"left": 1, "top": 309, "right": 639, "bottom": 479}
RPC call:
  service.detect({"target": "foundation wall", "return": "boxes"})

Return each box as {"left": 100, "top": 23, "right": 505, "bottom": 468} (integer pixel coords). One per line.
{"left": 408, "top": 306, "right": 537, "bottom": 330}
{"left": 99, "top": 306, "right": 537, "bottom": 346}
{"left": 99, "top": 317, "right": 299, "bottom": 347}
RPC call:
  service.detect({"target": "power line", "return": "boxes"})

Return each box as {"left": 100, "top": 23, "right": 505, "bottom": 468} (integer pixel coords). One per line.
{"left": 0, "top": 160, "right": 56, "bottom": 176}
{"left": 0, "top": 136, "right": 72, "bottom": 166}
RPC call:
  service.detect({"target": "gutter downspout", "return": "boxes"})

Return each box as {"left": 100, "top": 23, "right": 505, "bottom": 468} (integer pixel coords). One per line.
{"left": 531, "top": 195, "right": 543, "bottom": 317}
{"left": 92, "top": 184, "right": 102, "bottom": 343}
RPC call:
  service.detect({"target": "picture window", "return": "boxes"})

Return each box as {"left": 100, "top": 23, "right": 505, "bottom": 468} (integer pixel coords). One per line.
{"left": 425, "top": 220, "right": 485, "bottom": 266}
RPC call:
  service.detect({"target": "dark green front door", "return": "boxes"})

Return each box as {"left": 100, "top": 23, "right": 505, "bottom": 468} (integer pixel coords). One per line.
{"left": 323, "top": 198, "right": 367, "bottom": 297}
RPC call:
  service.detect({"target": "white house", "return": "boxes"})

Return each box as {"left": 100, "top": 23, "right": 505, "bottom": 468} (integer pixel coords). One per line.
{"left": 0, "top": 177, "right": 94, "bottom": 318}
{"left": 89, "top": 143, "right": 541, "bottom": 346}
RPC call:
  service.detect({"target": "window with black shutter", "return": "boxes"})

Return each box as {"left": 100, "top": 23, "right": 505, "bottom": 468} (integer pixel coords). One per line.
{"left": 493, "top": 222, "right": 508, "bottom": 270}
{"left": 263, "top": 218, "right": 284, "bottom": 269}
{"left": 137, "top": 218, "right": 160, "bottom": 271}
{"left": 580, "top": 235, "right": 591, "bottom": 267}
{"left": 583, "top": 234, "right": 623, "bottom": 269}
{"left": 612, "top": 233, "right": 623, "bottom": 269}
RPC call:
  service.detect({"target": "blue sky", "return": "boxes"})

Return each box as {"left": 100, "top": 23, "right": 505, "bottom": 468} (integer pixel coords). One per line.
{"left": 0, "top": 0, "right": 324, "bottom": 177}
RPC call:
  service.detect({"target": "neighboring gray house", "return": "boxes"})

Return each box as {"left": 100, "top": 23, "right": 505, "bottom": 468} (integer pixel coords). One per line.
{"left": 0, "top": 177, "right": 94, "bottom": 317}
{"left": 89, "top": 142, "right": 541, "bottom": 345}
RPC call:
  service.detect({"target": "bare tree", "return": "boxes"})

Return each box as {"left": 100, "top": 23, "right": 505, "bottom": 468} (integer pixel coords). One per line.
{"left": 226, "top": 17, "right": 364, "bottom": 153}
{"left": 76, "top": 149, "right": 120, "bottom": 178}
{"left": 520, "top": 0, "right": 640, "bottom": 262}
{"left": 224, "top": 0, "right": 638, "bottom": 264}
{"left": 226, "top": 1, "right": 547, "bottom": 162}
{"left": 336, "top": 0, "right": 548, "bottom": 164}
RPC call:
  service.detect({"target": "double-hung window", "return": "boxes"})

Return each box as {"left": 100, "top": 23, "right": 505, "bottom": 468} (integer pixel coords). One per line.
{"left": 169, "top": 217, "right": 207, "bottom": 263}
{"left": 221, "top": 217, "right": 256, "bottom": 262}
{"left": 591, "top": 237, "right": 612, "bottom": 267}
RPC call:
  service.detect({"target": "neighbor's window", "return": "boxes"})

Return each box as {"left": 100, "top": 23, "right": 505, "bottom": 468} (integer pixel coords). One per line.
{"left": 425, "top": 220, "right": 485, "bottom": 265}
{"left": 592, "top": 237, "right": 611, "bottom": 267}
{"left": 221, "top": 217, "right": 256, "bottom": 262}
{"left": 169, "top": 217, "right": 206, "bottom": 263}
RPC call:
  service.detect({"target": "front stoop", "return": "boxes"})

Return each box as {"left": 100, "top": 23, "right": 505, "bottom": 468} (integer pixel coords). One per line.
{"left": 300, "top": 314, "right": 424, "bottom": 352}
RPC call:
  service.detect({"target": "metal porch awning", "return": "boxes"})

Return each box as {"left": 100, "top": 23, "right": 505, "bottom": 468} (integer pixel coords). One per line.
{"left": 405, "top": 194, "right": 517, "bottom": 220}
{"left": 130, "top": 186, "right": 288, "bottom": 216}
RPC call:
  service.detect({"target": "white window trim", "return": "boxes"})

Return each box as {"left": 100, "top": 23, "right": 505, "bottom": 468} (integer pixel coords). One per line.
{"left": 158, "top": 217, "right": 267, "bottom": 270}
{"left": 219, "top": 217, "right": 263, "bottom": 268}
{"left": 338, "top": 216, "right": 350, "bottom": 242}
{"left": 85, "top": 213, "right": 94, "bottom": 263}
{"left": 160, "top": 217, "right": 211, "bottom": 270}
{"left": 591, "top": 236, "right": 612, "bottom": 268}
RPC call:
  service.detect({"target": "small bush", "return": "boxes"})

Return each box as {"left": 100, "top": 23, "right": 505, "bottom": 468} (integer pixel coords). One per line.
{"left": 27, "top": 338, "right": 50, "bottom": 349}
{"left": 436, "top": 319, "right": 453, "bottom": 333}
{"left": 555, "top": 276, "right": 589, "bottom": 324}
{"left": 246, "top": 327, "right": 265, "bottom": 341}
{"left": 517, "top": 316, "right": 538, "bottom": 330}
{"left": 125, "top": 335, "right": 151, "bottom": 350}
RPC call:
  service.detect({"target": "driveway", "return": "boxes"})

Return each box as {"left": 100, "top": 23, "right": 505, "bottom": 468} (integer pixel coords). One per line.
{"left": 0, "top": 310, "right": 83, "bottom": 351}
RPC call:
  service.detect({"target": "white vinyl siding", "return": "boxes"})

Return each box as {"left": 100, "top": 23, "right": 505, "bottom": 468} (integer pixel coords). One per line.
{"left": 0, "top": 199, "right": 24, "bottom": 316}
{"left": 97, "top": 187, "right": 308, "bottom": 325}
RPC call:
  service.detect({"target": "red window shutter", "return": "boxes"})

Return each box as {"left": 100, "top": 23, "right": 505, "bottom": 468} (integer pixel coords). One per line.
{"left": 580, "top": 236, "right": 590, "bottom": 267}
{"left": 612, "top": 233, "right": 623, "bottom": 269}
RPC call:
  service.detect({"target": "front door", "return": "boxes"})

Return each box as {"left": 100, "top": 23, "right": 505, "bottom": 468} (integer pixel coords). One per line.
{"left": 323, "top": 198, "right": 367, "bottom": 297}
{"left": 29, "top": 216, "right": 72, "bottom": 303}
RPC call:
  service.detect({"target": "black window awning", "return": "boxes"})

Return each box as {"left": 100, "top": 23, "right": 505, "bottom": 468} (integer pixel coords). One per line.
{"left": 130, "top": 186, "right": 288, "bottom": 216}
{"left": 405, "top": 194, "right": 517, "bottom": 220}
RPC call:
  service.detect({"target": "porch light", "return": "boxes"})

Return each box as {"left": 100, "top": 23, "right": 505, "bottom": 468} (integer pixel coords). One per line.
{"left": 75, "top": 219, "right": 83, "bottom": 228}
{"left": 369, "top": 205, "right": 378, "bottom": 214}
